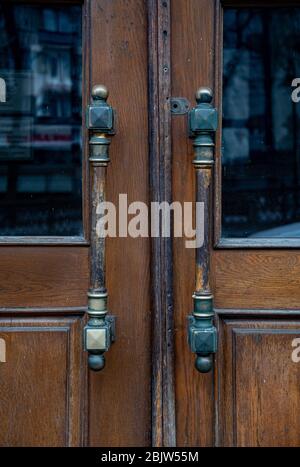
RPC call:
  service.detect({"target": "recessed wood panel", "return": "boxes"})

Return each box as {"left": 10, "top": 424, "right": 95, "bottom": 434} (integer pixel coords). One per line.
{"left": 0, "top": 317, "right": 85, "bottom": 447}
{"left": 212, "top": 250, "right": 300, "bottom": 309}
{"left": 218, "top": 317, "right": 300, "bottom": 447}
{"left": 0, "top": 247, "right": 88, "bottom": 308}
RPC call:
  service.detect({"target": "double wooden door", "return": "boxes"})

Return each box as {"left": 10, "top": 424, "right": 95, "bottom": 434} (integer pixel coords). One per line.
{"left": 1, "top": 0, "right": 300, "bottom": 448}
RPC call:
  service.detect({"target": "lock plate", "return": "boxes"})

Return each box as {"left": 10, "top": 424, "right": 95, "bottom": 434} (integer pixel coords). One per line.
{"left": 170, "top": 97, "right": 190, "bottom": 115}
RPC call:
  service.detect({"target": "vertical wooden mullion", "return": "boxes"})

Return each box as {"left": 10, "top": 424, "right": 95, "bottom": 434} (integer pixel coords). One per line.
{"left": 148, "top": 0, "right": 176, "bottom": 447}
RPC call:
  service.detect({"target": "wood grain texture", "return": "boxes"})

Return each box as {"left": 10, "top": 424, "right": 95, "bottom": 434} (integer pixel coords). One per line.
{"left": 88, "top": 0, "right": 151, "bottom": 447}
{"left": 0, "top": 0, "right": 89, "bottom": 448}
{"left": 148, "top": 0, "right": 176, "bottom": 447}
{"left": 217, "top": 317, "right": 300, "bottom": 447}
{"left": 212, "top": 250, "right": 300, "bottom": 309}
{"left": 208, "top": 0, "right": 300, "bottom": 448}
{"left": 171, "top": 0, "right": 216, "bottom": 447}
{"left": 172, "top": 0, "right": 300, "bottom": 448}
{"left": 0, "top": 0, "right": 151, "bottom": 447}
{"left": 0, "top": 247, "right": 88, "bottom": 308}
{"left": 0, "top": 316, "right": 86, "bottom": 447}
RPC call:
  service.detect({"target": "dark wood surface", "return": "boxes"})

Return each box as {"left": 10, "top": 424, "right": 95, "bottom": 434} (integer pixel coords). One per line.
{"left": 171, "top": 0, "right": 216, "bottom": 447}
{"left": 3, "top": 0, "right": 300, "bottom": 448}
{"left": 0, "top": 247, "right": 88, "bottom": 308}
{"left": 171, "top": 0, "right": 300, "bottom": 448}
{"left": 87, "top": 0, "right": 151, "bottom": 447}
{"left": 217, "top": 315, "right": 300, "bottom": 447}
{"left": 0, "top": 0, "right": 152, "bottom": 447}
{"left": 148, "top": 0, "right": 176, "bottom": 447}
{"left": 0, "top": 317, "right": 86, "bottom": 447}
{"left": 212, "top": 250, "right": 300, "bottom": 309}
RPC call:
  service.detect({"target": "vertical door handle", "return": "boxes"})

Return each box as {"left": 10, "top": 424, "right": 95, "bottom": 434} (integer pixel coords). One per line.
{"left": 84, "top": 85, "right": 116, "bottom": 371}
{"left": 187, "top": 88, "right": 218, "bottom": 373}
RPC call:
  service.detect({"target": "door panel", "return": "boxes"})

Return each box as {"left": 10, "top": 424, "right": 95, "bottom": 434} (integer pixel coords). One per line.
{"left": 218, "top": 317, "right": 300, "bottom": 447}
{"left": 171, "top": 0, "right": 300, "bottom": 447}
{"left": 6, "top": 0, "right": 300, "bottom": 449}
{"left": 0, "top": 247, "right": 88, "bottom": 307}
{"left": 0, "top": 317, "right": 85, "bottom": 447}
{"left": 0, "top": 0, "right": 90, "bottom": 447}
{"left": 0, "top": 0, "right": 151, "bottom": 447}
{"left": 88, "top": 0, "right": 151, "bottom": 447}
{"left": 171, "top": 0, "right": 215, "bottom": 447}
{"left": 213, "top": 250, "right": 300, "bottom": 309}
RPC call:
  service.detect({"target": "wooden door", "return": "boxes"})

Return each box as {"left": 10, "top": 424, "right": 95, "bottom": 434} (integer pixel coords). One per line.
{"left": 172, "top": 0, "right": 300, "bottom": 447}
{"left": 2, "top": 0, "right": 300, "bottom": 449}
{"left": 0, "top": 0, "right": 151, "bottom": 447}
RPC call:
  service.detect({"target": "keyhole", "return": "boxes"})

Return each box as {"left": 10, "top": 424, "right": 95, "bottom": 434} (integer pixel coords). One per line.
{"left": 0, "top": 338, "right": 6, "bottom": 363}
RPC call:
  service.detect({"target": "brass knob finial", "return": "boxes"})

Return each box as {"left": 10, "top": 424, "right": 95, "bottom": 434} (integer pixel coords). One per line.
{"left": 92, "top": 84, "right": 109, "bottom": 101}
{"left": 195, "top": 87, "right": 213, "bottom": 104}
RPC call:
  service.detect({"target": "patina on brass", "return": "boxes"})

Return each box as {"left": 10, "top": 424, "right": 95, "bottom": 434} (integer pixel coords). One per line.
{"left": 187, "top": 87, "right": 218, "bottom": 373}
{"left": 84, "top": 85, "right": 116, "bottom": 371}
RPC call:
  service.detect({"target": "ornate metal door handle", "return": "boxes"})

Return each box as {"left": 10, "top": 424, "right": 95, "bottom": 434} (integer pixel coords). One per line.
{"left": 187, "top": 88, "right": 218, "bottom": 373}
{"left": 84, "top": 85, "right": 116, "bottom": 371}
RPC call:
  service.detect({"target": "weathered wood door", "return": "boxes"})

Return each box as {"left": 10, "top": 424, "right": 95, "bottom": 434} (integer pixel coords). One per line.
{"left": 172, "top": 0, "right": 300, "bottom": 448}
{"left": 2, "top": 0, "right": 300, "bottom": 449}
{"left": 0, "top": 0, "right": 151, "bottom": 447}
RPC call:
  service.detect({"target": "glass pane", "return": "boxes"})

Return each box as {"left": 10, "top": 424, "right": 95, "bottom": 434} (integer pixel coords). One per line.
{"left": 0, "top": 4, "right": 82, "bottom": 236}
{"left": 222, "top": 8, "right": 300, "bottom": 238}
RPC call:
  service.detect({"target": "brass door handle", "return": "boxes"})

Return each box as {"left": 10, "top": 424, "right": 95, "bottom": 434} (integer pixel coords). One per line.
{"left": 187, "top": 88, "right": 218, "bottom": 373}
{"left": 84, "top": 85, "right": 116, "bottom": 371}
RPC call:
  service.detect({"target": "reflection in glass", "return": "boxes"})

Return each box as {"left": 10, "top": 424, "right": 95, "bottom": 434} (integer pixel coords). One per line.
{"left": 222, "top": 8, "right": 300, "bottom": 238}
{"left": 0, "top": 4, "right": 82, "bottom": 236}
